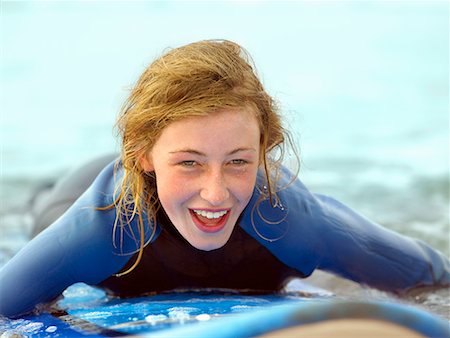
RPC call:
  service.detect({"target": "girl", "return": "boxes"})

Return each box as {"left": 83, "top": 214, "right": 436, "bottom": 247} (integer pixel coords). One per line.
{"left": 1, "top": 40, "right": 449, "bottom": 318}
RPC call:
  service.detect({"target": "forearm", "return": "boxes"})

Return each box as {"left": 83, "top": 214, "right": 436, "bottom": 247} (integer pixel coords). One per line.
{"left": 0, "top": 229, "right": 75, "bottom": 317}
{"left": 0, "top": 161, "right": 131, "bottom": 317}
{"left": 239, "top": 169, "right": 450, "bottom": 292}
{"left": 315, "top": 194, "right": 450, "bottom": 292}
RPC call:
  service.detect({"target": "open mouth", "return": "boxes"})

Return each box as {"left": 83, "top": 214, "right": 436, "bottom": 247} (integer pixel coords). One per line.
{"left": 189, "top": 209, "right": 230, "bottom": 233}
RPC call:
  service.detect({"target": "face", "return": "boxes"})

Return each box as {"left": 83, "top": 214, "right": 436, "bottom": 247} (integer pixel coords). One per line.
{"left": 141, "top": 108, "right": 261, "bottom": 251}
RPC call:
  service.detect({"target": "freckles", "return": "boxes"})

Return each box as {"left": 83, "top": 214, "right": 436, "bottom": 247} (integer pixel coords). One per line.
{"left": 234, "top": 175, "right": 257, "bottom": 200}
{"left": 169, "top": 178, "right": 195, "bottom": 198}
{"left": 173, "top": 184, "right": 188, "bottom": 197}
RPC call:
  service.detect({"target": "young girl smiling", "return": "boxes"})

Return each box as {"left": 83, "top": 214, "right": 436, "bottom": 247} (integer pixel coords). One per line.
{"left": 140, "top": 108, "right": 260, "bottom": 251}
{"left": 0, "top": 39, "right": 449, "bottom": 318}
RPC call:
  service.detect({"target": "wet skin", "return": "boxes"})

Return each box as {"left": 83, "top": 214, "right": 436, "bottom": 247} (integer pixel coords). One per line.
{"left": 140, "top": 108, "right": 261, "bottom": 251}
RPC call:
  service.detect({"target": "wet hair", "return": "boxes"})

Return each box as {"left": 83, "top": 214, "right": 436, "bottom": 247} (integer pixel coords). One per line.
{"left": 111, "top": 39, "right": 296, "bottom": 275}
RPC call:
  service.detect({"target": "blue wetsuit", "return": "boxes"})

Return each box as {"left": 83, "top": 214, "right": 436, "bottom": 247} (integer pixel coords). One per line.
{"left": 0, "top": 159, "right": 449, "bottom": 317}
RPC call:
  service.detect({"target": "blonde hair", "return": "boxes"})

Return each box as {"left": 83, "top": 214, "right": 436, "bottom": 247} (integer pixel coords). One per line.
{"left": 111, "top": 39, "right": 296, "bottom": 275}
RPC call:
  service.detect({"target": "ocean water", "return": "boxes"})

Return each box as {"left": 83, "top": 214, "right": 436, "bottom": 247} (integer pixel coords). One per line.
{"left": 1, "top": 0, "right": 449, "bottom": 322}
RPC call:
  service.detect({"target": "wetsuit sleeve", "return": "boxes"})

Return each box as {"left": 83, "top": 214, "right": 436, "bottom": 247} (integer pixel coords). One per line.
{"left": 239, "top": 167, "right": 450, "bottom": 293}
{"left": 0, "top": 161, "right": 139, "bottom": 318}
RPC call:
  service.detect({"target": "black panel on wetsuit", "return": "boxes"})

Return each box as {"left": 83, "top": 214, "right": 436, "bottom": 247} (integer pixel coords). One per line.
{"left": 98, "top": 209, "right": 305, "bottom": 296}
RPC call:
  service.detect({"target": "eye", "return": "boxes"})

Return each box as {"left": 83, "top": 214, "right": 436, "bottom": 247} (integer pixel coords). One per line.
{"left": 229, "top": 159, "right": 248, "bottom": 165}
{"left": 178, "top": 160, "right": 197, "bottom": 167}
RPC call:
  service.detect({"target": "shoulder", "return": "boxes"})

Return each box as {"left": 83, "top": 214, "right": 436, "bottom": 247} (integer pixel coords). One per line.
{"left": 243, "top": 166, "right": 328, "bottom": 228}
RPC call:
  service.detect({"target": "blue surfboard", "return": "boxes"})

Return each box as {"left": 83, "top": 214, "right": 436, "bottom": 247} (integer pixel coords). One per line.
{"left": 1, "top": 282, "right": 449, "bottom": 337}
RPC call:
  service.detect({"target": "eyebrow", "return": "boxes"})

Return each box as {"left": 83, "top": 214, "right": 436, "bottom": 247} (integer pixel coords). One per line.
{"left": 169, "top": 148, "right": 257, "bottom": 156}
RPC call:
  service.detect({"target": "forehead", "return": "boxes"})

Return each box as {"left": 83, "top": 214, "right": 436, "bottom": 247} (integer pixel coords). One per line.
{"left": 154, "top": 108, "right": 260, "bottom": 151}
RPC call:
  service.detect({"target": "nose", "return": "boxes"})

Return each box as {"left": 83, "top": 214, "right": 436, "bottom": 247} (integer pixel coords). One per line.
{"left": 200, "top": 168, "right": 230, "bottom": 206}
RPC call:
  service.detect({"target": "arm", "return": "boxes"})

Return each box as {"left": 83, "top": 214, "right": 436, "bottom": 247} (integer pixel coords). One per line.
{"left": 239, "top": 167, "right": 450, "bottom": 293}
{"left": 0, "top": 161, "right": 135, "bottom": 317}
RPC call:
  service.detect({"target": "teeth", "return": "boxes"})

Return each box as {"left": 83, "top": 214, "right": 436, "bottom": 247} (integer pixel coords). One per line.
{"left": 193, "top": 210, "right": 228, "bottom": 219}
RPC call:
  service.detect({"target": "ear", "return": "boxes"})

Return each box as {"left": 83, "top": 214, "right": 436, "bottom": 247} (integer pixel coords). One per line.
{"left": 139, "top": 153, "right": 154, "bottom": 172}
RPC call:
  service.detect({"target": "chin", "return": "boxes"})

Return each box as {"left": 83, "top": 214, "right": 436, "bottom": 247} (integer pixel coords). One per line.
{"left": 191, "top": 237, "right": 229, "bottom": 251}
{"left": 199, "top": 244, "right": 224, "bottom": 251}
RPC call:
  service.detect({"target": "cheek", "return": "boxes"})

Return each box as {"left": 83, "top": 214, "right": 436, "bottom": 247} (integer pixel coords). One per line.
{"left": 242, "top": 182, "right": 256, "bottom": 203}
{"left": 231, "top": 171, "right": 258, "bottom": 203}
{"left": 154, "top": 170, "right": 194, "bottom": 207}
